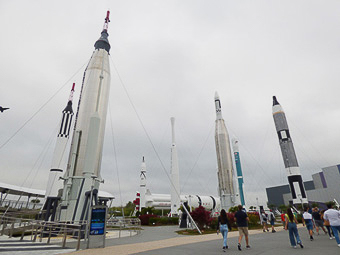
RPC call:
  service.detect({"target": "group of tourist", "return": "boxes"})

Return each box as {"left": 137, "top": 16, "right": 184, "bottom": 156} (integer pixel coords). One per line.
{"left": 216, "top": 203, "right": 340, "bottom": 252}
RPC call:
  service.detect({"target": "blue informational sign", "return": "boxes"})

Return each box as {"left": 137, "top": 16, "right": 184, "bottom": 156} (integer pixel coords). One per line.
{"left": 90, "top": 207, "right": 106, "bottom": 235}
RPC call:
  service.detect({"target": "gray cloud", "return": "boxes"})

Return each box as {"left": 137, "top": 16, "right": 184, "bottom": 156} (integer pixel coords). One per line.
{"left": 1, "top": 0, "right": 340, "bottom": 208}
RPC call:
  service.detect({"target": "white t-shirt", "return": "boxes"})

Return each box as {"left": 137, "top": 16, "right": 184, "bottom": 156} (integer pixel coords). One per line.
{"left": 324, "top": 209, "right": 340, "bottom": 226}
{"left": 302, "top": 212, "right": 312, "bottom": 219}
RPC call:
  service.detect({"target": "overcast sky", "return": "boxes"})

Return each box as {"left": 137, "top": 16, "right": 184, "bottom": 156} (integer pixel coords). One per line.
{"left": 1, "top": 1, "right": 340, "bottom": 208}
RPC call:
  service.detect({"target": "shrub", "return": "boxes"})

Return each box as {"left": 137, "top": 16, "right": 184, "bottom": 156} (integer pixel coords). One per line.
{"left": 247, "top": 212, "right": 260, "bottom": 227}
{"left": 210, "top": 217, "right": 218, "bottom": 230}
{"left": 139, "top": 214, "right": 158, "bottom": 225}
{"left": 190, "top": 206, "right": 212, "bottom": 229}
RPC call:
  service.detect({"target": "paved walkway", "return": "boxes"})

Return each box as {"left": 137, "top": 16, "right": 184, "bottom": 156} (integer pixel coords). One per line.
{"left": 68, "top": 225, "right": 340, "bottom": 255}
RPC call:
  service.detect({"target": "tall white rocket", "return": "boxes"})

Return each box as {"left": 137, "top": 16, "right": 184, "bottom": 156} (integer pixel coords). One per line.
{"left": 139, "top": 157, "right": 147, "bottom": 211}
{"left": 214, "top": 92, "right": 236, "bottom": 210}
{"left": 170, "top": 117, "right": 181, "bottom": 216}
{"left": 59, "top": 11, "right": 111, "bottom": 222}
{"left": 45, "top": 83, "right": 75, "bottom": 199}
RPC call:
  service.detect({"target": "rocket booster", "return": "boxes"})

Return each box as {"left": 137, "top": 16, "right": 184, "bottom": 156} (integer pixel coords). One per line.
{"left": 59, "top": 12, "right": 111, "bottom": 222}
{"left": 45, "top": 83, "right": 75, "bottom": 198}
{"left": 232, "top": 139, "right": 245, "bottom": 206}
{"left": 139, "top": 157, "right": 147, "bottom": 211}
{"left": 214, "top": 92, "right": 236, "bottom": 210}
{"left": 272, "top": 96, "right": 308, "bottom": 204}
{"left": 170, "top": 117, "right": 181, "bottom": 216}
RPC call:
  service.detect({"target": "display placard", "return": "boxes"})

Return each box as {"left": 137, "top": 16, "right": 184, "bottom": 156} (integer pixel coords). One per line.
{"left": 90, "top": 207, "right": 106, "bottom": 235}
{"left": 88, "top": 205, "right": 107, "bottom": 248}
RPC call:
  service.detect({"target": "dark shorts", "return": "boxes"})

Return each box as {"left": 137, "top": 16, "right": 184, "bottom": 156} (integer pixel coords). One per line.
{"left": 315, "top": 220, "right": 323, "bottom": 227}
{"left": 270, "top": 220, "right": 275, "bottom": 225}
{"left": 306, "top": 222, "right": 313, "bottom": 230}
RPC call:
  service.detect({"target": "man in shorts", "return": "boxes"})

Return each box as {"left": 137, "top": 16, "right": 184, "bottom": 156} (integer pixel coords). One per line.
{"left": 312, "top": 207, "right": 327, "bottom": 235}
{"left": 234, "top": 205, "right": 250, "bottom": 250}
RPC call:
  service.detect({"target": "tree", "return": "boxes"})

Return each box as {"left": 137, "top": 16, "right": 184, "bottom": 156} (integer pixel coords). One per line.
{"left": 190, "top": 206, "right": 212, "bottom": 229}
{"left": 267, "top": 202, "right": 276, "bottom": 210}
{"left": 228, "top": 206, "right": 238, "bottom": 213}
{"left": 278, "top": 204, "right": 288, "bottom": 213}
{"left": 311, "top": 202, "right": 319, "bottom": 208}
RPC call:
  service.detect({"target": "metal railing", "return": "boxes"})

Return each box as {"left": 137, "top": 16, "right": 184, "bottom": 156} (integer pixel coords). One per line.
{"left": 0, "top": 199, "right": 43, "bottom": 210}
{"left": 107, "top": 217, "right": 141, "bottom": 237}
{"left": 0, "top": 215, "right": 86, "bottom": 250}
{"left": 0, "top": 214, "right": 141, "bottom": 251}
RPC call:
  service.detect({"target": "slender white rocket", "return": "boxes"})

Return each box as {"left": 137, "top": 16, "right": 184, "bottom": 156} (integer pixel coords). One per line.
{"left": 214, "top": 92, "right": 236, "bottom": 210}
{"left": 45, "top": 83, "right": 75, "bottom": 199}
{"left": 59, "top": 11, "right": 111, "bottom": 222}
{"left": 170, "top": 117, "right": 181, "bottom": 216}
{"left": 272, "top": 96, "right": 307, "bottom": 204}
{"left": 232, "top": 138, "right": 245, "bottom": 206}
{"left": 139, "top": 157, "right": 147, "bottom": 211}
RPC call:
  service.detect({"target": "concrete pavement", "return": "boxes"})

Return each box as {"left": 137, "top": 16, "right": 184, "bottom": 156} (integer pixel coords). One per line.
{"left": 68, "top": 224, "right": 340, "bottom": 255}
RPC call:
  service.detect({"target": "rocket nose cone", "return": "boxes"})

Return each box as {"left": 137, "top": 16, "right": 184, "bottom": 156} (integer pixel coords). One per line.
{"left": 273, "top": 96, "right": 280, "bottom": 106}
{"left": 215, "top": 91, "right": 219, "bottom": 100}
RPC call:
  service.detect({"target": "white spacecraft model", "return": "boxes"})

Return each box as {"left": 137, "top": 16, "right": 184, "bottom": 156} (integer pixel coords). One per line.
{"left": 272, "top": 96, "right": 308, "bottom": 204}
{"left": 214, "top": 92, "right": 237, "bottom": 210}
{"left": 136, "top": 117, "right": 220, "bottom": 214}
{"left": 58, "top": 11, "right": 111, "bottom": 222}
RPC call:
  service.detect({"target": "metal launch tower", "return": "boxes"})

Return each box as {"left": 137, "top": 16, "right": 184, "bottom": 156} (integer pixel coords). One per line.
{"left": 170, "top": 117, "right": 181, "bottom": 216}
{"left": 58, "top": 12, "right": 111, "bottom": 222}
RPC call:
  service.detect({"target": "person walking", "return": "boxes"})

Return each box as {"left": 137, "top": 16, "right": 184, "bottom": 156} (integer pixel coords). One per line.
{"left": 217, "top": 209, "right": 231, "bottom": 252}
{"left": 261, "top": 210, "right": 269, "bottom": 232}
{"left": 302, "top": 207, "right": 315, "bottom": 241}
{"left": 312, "top": 207, "right": 327, "bottom": 235}
{"left": 321, "top": 209, "right": 334, "bottom": 239}
{"left": 323, "top": 204, "right": 340, "bottom": 247}
{"left": 281, "top": 212, "right": 286, "bottom": 229}
{"left": 285, "top": 208, "right": 304, "bottom": 249}
{"left": 234, "top": 205, "right": 251, "bottom": 250}
{"left": 269, "top": 209, "right": 276, "bottom": 233}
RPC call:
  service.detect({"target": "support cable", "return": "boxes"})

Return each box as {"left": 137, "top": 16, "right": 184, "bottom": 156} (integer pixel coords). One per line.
{"left": 0, "top": 63, "right": 87, "bottom": 151}
{"left": 108, "top": 101, "right": 125, "bottom": 218}
{"left": 110, "top": 56, "right": 201, "bottom": 234}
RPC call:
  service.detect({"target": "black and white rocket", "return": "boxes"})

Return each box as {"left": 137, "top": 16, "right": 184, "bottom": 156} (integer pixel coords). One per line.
{"left": 59, "top": 11, "right": 111, "bottom": 222}
{"left": 214, "top": 92, "right": 236, "bottom": 210}
{"left": 272, "top": 96, "right": 308, "bottom": 204}
{"left": 45, "top": 83, "right": 75, "bottom": 199}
